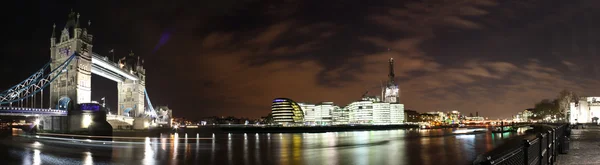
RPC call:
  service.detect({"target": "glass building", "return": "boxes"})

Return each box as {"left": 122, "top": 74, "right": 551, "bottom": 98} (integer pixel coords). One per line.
{"left": 299, "top": 102, "right": 335, "bottom": 125}
{"left": 271, "top": 98, "right": 304, "bottom": 125}
{"left": 347, "top": 96, "right": 405, "bottom": 125}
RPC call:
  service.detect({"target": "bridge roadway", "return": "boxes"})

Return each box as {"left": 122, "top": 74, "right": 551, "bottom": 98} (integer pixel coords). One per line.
{"left": 90, "top": 53, "right": 138, "bottom": 82}
{"left": 556, "top": 124, "right": 600, "bottom": 165}
{"left": 0, "top": 106, "right": 66, "bottom": 116}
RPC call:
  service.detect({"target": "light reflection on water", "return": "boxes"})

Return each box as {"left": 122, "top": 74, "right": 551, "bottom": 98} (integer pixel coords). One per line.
{"left": 0, "top": 128, "right": 519, "bottom": 165}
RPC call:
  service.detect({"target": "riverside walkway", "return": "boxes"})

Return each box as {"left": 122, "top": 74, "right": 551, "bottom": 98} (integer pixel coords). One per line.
{"left": 557, "top": 124, "right": 600, "bottom": 165}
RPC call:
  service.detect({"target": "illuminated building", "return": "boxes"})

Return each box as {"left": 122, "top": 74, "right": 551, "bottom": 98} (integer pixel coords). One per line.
{"left": 271, "top": 98, "right": 304, "bottom": 125}
{"left": 382, "top": 58, "right": 400, "bottom": 103}
{"left": 569, "top": 96, "right": 600, "bottom": 124}
{"left": 270, "top": 58, "right": 406, "bottom": 125}
{"left": 447, "top": 110, "right": 461, "bottom": 124}
{"left": 404, "top": 110, "right": 420, "bottom": 123}
{"left": 424, "top": 111, "right": 446, "bottom": 122}
{"left": 332, "top": 106, "right": 349, "bottom": 125}
{"left": 389, "top": 103, "right": 404, "bottom": 124}
{"left": 346, "top": 96, "right": 404, "bottom": 125}
{"left": 514, "top": 109, "right": 533, "bottom": 122}
{"left": 299, "top": 102, "right": 336, "bottom": 125}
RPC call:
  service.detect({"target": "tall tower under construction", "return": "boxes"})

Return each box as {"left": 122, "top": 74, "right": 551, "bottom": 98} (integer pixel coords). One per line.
{"left": 383, "top": 58, "right": 400, "bottom": 103}
{"left": 388, "top": 58, "right": 395, "bottom": 85}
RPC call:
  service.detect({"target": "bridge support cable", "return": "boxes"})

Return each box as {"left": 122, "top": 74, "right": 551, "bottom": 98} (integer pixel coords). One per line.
{"left": 0, "top": 54, "right": 76, "bottom": 105}
{"left": 143, "top": 88, "right": 158, "bottom": 118}
{"left": 41, "top": 89, "right": 44, "bottom": 109}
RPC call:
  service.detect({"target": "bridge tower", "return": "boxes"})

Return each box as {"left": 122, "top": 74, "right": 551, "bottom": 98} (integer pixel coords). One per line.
{"left": 49, "top": 11, "right": 93, "bottom": 110}
{"left": 117, "top": 51, "right": 146, "bottom": 122}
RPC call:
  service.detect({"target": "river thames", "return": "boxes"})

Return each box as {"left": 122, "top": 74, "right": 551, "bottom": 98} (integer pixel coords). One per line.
{"left": 0, "top": 128, "right": 520, "bottom": 165}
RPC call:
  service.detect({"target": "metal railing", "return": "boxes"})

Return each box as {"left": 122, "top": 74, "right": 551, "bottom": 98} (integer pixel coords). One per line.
{"left": 474, "top": 124, "right": 569, "bottom": 165}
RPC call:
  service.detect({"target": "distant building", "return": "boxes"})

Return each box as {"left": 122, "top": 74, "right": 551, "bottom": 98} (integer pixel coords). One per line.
{"left": 447, "top": 110, "right": 461, "bottom": 124}
{"left": 346, "top": 96, "right": 404, "bottom": 125}
{"left": 382, "top": 58, "right": 400, "bottom": 103}
{"left": 332, "top": 106, "right": 349, "bottom": 125}
{"left": 515, "top": 109, "right": 533, "bottom": 122}
{"left": 570, "top": 96, "right": 600, "bottom": 124}
{"left": 464, "top": 116, "right": 484, "bottom": 121}
{"left": 155, "top": 106, "right": 173, "bottom": 127}
{"left": 299, "top": 102, "right": 336, "bottom": 125}
{"left": 271, "top": 98, "right": 304, "bottom": 126}
{"left": 404, "top": 110, "right": 420, "bottom": 123}
{"left": 269, "top": 58, "right": 405, "bottom": 126}
{"left": 422, "top": 111, "right": 445, "bottom": 122}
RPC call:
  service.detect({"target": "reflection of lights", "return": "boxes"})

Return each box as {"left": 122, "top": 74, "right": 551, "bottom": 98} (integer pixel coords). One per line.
{"left": 32, "top": 141, "right": 42, "bottom": 147}
{"left": 144, "top": 137, "right": 155, "bottom": 165}
{"left": 161, "top": 136, "right": 167, "bottom": 151}
{"left": 34, "top": 119, "right": 40, "bottom": 125}
{"left": 33, "top": 149, "right": 41, "bottom": 165}
{"left": 453, "top": 128, "right": 487, "bottom": 134}
{"left": 83, "top": 151, "right": 93, "bottom": 165}
{"left": 456, "top": 134, "right": 476, "bottom": 139}
{"left": 173, "top": 133, "right": 179, "bottom": 160}
{"left": 244, "top": 132, "right": 249, "bottom": 165}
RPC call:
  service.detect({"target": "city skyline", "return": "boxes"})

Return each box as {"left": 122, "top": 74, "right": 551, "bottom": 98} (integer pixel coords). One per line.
{"left": 4, "top": 1, "right": 600, "bottom": 119}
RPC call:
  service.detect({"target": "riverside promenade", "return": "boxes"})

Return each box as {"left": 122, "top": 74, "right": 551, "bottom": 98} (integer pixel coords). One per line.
{"left": 557, "top": 124, "right": 600, "bottom": 165}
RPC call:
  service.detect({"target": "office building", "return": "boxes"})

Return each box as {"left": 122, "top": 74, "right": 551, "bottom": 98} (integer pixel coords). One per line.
{"left": 271, "top": 98, "right": 304, "bottom": 125}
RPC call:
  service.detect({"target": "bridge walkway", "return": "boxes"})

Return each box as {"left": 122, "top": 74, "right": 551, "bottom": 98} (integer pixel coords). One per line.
{"left": 557, "top": 124, "right": 600, "bottom": 165}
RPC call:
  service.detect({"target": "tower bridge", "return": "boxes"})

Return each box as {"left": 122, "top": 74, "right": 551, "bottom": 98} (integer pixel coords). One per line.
{"left": 0, "top": 11, "right": 170, "bottom": 134}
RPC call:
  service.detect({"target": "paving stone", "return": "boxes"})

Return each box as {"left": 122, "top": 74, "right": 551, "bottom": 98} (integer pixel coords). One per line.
{"left": 556, "top": 125, "right": 600, "bottom": 165}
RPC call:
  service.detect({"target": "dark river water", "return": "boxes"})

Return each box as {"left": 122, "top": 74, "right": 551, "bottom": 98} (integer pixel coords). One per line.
{"left": 0, "top": 128, "right": 521, "bottom": 165}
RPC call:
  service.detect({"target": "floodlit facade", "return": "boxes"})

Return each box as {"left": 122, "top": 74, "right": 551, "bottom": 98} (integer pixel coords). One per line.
{"left": 390, "top": 103, "right": 404, "bottom": 124}
{"left": 347, "top": 100, "right": 373, "bottom": 124}
{"left": 570, "top": 97, "right": 600, "bottom": 124}
{"left": 300, "top": 102, "right": 335, "bottom": 125}
{"left": 271, "top": 98, "right": 304, "bottom": 125}
{"left": 347, "top": 96, "right": 404, "bottom": 125}
{"left": 332, "top": 107, "right": 349, "bottom": 125}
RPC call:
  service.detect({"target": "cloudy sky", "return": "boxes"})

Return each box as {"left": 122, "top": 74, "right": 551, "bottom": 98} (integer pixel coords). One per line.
{"left": 3, "top": 0, "right": 600, "bottom": 119}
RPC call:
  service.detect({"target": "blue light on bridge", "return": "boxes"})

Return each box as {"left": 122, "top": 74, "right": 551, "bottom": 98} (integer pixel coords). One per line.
{"left": 80, "top": 103, "right": 101, "bottom": 111}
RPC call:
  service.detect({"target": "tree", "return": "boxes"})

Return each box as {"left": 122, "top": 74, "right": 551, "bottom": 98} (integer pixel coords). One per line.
{"left": 557, "top": 89, "right": 579, "bottom": 121}
{"left": 532, "top": 99, "right": 560, "bottom": 120}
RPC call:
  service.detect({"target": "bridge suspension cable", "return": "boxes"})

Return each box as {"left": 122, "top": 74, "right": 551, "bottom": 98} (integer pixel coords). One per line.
{"left": 0, "top": 54, "right": 77, "bottom": 106}
{"left": 144, "top": 88, "right": 158, "bottom": 118}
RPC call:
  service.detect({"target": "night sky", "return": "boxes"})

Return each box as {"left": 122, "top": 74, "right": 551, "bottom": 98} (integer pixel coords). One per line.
{"left": 2, "top": 0, "right": 600, "bottom": 119}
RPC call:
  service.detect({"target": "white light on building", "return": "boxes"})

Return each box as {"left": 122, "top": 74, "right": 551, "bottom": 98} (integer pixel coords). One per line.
{"left": 570, "top": 97, "right": 600, "bottom": 124}
{"left": 346, "top": 97, "right": 404, "bottom": 125}
{"left": 300, "top": 102, "right": 335, "bottom": 125}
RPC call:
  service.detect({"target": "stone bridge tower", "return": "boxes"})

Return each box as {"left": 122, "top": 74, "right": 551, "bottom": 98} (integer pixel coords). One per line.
{"left": 117, "top": 51, "right": 146, "bottom": 118}
{"left": 49, "top": 11, "right": 93, "bottom": 110}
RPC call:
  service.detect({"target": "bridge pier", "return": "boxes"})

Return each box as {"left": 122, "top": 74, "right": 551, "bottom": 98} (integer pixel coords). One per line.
{"left": 40, "top": 116, "right": 69, "bottom": 133}
{"left": 133, "top": 117, "right": 150, "bottom": 130}
{"left": 39, "top": 103, "right": 112, "bottom": 135}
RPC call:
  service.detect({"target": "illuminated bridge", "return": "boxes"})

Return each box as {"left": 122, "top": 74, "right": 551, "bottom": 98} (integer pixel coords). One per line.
{"left": 0, "top": 12, "right": 170, "bottom": 132}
